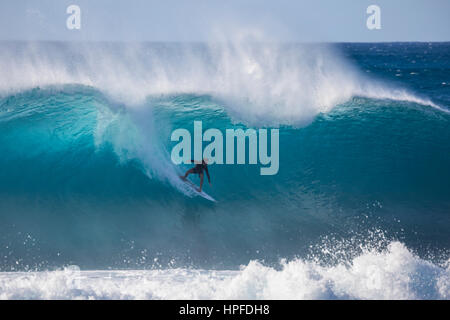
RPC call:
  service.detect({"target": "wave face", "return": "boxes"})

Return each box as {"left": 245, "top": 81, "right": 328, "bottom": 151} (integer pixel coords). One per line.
{"left": 0, "top": 41, "right": 450, "bottom": 299}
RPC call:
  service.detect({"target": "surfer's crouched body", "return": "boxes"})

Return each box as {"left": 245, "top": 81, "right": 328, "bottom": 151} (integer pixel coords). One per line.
{"left": 181, "top": 159, "right": 211, "bottom": 192}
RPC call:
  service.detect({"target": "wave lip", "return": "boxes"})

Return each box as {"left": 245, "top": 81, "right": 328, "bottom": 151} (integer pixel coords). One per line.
{"left": 1, "top": 41, "right": 445, "bottom": 127}
{"left": 1, "top": 242, "right": 448, "bottom": 300}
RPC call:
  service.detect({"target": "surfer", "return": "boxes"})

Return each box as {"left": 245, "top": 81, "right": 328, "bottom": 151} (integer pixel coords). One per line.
{"left": 181, "top": 158, "right": 211, "bottom": 192}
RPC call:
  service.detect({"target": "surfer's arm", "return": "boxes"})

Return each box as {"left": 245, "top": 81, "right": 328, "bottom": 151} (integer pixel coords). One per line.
{"left": 205, "top": 166, "right": 211, "bottom": 184}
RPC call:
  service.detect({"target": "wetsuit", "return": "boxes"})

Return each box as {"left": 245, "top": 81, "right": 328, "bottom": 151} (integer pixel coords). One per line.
{"left": 191, "top": 159, "right": 211, "bottom": 183}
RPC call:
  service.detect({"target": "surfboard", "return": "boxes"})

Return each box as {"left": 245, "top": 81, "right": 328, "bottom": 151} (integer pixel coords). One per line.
{"left": 180, "top": 176, "right": 216, "bottom": 202}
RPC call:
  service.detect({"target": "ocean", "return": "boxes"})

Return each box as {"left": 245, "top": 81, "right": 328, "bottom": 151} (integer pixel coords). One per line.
{"left": 0, "top": 41, "right": 449, "bottom": 299}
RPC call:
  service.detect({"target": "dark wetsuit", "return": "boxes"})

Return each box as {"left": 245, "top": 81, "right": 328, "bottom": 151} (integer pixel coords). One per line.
{"left": 192, "top": 160, "right": 211, "bottom": 183}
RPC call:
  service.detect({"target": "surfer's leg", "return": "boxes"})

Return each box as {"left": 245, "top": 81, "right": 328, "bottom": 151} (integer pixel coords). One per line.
{"left": 199, "top": 172, "right": 204, "bottom": 192}
{"left": 182, "top": 168, "right": 194, "bottom": 179}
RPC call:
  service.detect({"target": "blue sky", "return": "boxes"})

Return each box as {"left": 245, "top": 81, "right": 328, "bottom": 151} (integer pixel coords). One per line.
{"left": 0, "top": 0, "right": 449, "bottom": 42}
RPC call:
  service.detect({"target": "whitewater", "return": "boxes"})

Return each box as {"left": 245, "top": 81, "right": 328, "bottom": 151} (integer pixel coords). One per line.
{"left": 0, "top": 41, "right": 449, "bottom": 299}
{"left": 1, "top": 241, "right": 449, "bottom": 300}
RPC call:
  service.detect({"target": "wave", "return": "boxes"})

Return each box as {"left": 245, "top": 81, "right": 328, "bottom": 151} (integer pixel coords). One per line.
{"left": 0, "top": 241, "right": 448, "bottom": 300}
{"left": 1, "top": 87, "right": 450, "bottom": 272}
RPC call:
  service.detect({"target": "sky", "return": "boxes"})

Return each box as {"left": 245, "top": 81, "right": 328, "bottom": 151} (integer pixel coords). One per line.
{"left": 0, "top": 0, "right": 449, "bottom": 42}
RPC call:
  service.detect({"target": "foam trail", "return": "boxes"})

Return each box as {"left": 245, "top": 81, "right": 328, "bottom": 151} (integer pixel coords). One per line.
{"left": 0, "top": 242, "right": 448, "bottom": 300}
{"left": 92, "top": 101, "right": 196, "bottom": 196}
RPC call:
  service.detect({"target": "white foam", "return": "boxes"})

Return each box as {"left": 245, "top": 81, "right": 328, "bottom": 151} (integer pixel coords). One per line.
{"left": 1, "top": 242, "right": 448, "bottom": 300}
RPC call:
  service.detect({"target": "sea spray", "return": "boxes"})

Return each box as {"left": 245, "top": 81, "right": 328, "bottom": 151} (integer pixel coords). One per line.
{"left": 0, "top": 41, "right": 442, "bottom": 126}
